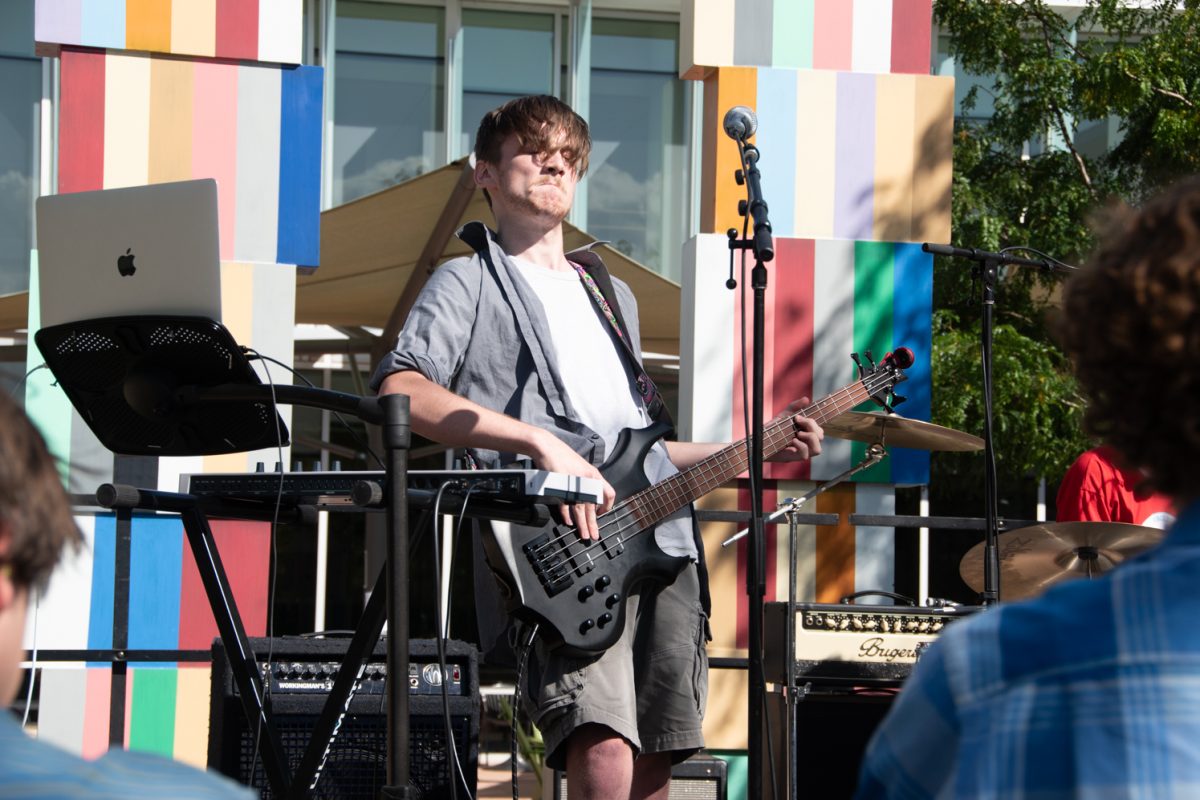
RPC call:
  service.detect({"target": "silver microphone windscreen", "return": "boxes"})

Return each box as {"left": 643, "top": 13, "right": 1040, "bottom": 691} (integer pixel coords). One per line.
{"left": 722, "top": 105, "right": 758, "bottom": 141}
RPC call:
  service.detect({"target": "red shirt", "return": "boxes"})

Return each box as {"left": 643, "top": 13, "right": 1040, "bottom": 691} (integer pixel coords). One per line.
{"left": 1056, "top": 447, "right": 1175, "bottom": 527}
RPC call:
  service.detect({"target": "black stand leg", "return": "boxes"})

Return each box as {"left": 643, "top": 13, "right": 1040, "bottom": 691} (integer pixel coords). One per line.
{"left": 179, "top": 506, "right": 292, "bottom": 794}
{"left": 380, "top": 393, "right": 415, "bottom": 799}
{"left": 979, "top": 259, "right": 1001, "bottom": 605}
{"left": 747, "top": 256, "right": 769, "bottom": 800}
{"left": 108, "top": 507, "right": 132, "bottom": 746}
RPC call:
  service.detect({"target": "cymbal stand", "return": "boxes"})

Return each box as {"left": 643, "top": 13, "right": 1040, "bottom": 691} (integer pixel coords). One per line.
{"left": 921, "top": 243, "right": 1069, "bottom": 607}
{"left": 722, "top": 444, "right": 887, "bottom": 548}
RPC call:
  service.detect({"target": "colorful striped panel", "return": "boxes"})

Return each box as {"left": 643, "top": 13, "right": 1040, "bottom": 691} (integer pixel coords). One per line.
{"left": 34, "top": 0, "right": 301, "bottom": 63}
{"left": 58, "top": 48, "right": 322, "bottom": 268}
{"left": 682, "top": 0, "right": 931, "bottom": 77}
{"left": 34, "top": 666, "right": 213, "bottom": 765}
{"left": 716, "top": 68, "right": 952, "bottom": 244}
{"left": 680, "top": 233, "right": 932, "bottom": 485}
{"left": 696, "top": 481, "right": 893, "bottom": 651}
{"left": 85, "top": 513, "right": 271, "bottom": 656}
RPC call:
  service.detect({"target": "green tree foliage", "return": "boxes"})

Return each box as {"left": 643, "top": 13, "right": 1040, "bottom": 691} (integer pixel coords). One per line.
{"left": 929, "top": 0, "right": 1199, "bottom": 514}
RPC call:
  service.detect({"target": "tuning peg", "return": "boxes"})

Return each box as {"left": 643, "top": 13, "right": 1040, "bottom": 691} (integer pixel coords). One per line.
{"left": 892, "top": 393, "right": 907, "bottom": 407}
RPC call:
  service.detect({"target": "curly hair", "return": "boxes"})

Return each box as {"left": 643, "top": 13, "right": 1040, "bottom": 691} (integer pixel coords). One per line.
{"left": 1058, "top": 175, "right": 1200, "bottom": 503}
{"left": 473, "top": 95, "right": 591, "bottom": 178}
{"left": 0, "top": 391, "right": 81, "bottom": 591}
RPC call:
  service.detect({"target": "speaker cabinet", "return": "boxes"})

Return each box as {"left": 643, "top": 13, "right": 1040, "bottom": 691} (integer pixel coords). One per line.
{"left": 764, "top": 689, "right": 894, "bottom": 800}
{"left": 553, "top": 754, "right": 727, "bottom": 799}
{"left": 209, "top": 637, "right": 479, "bottom": 799}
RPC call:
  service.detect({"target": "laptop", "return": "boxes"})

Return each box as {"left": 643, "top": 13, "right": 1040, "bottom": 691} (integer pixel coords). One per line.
{"left": 36, "top": 179, "right": 222, "bottom": 328}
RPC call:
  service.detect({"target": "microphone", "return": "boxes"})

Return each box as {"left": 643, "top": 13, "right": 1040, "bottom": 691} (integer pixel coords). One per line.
{"left": 722, "top": 106, "right": 757, "bottom": 141}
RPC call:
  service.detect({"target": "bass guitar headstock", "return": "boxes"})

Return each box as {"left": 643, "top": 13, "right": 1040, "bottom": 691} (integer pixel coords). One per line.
{"left": 852, "top": 347, "right": 914, "bottom": 412}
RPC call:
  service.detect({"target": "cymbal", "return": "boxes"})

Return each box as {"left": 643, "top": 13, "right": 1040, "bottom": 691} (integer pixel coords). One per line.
{"left": 960, "top": 521, "right": 1165, "bottom": 600}
{"left": 822, "top": 411, "right": 984, "bottom": 452}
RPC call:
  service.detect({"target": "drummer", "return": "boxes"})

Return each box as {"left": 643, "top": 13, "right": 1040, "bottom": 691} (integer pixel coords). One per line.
{"left": 1056, "top": 445, "right": 1175, "bottom": 528}
{"left": 856, "top": 175, "right": 1200, "bottom": 798}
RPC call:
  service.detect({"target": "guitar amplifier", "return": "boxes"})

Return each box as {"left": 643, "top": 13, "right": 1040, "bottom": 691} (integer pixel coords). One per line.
{"left": 209, "top": 637, "right": 479, "bottom": 799}
{"left": 763, "top": 602, "right": 982, "bottom": 685}
{"left": 553, "top": 754, "right": 727, "bottom": 799}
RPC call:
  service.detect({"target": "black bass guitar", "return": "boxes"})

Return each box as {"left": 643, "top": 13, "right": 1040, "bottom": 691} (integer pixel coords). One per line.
{"left": 480, "top": 348, "right": 914, "bottom": 655}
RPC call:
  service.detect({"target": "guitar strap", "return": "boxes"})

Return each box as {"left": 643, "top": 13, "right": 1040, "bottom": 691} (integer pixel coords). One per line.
{"left": 570, "top": 262, "right": 673, "bottom": 428}
{"left": 572, "top": 262, "right": 711, "bottom": 617}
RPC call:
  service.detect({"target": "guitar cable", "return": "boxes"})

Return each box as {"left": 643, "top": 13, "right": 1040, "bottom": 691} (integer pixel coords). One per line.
{"left": 512, "top": 622, "right": 540, "bottom": 800}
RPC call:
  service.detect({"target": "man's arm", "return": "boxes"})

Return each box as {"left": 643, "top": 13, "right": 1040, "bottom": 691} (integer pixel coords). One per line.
{"left": 379, "top": 370, "right": 615, "bottom": 539}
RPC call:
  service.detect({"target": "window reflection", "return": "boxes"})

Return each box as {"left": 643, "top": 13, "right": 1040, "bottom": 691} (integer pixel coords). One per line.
{"left": 460, "top": 10, "right": 556, "bottom": 154}
{"left": 0, "top": 37, "right": 39, "bottom": 295}
{"left": 332, "top": 2, "right": 443, "bottom": 205}
{"left": 588, "top": 19, "right": 687, "bottom": 282}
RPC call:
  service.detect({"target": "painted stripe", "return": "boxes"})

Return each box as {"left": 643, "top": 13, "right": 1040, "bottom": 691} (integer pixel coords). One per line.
{"left": 682, "top": 0, "right": 736, "bottom": 77}
{"left": 697, "top": 486, "right": 739, "bottom": 655}
{"left": 30, "top": 512, "right": 95, "bottom": 649}
{"left": 147, "top": 56, "right": 194, "bottom": 184}
{"left": 891, "top": 0, "right": 933, "bottom": 75}
{"left": 773, "top": 0, "right": 813, "bottom": 70}
{"left": 852, "top": 241, "right": 895, "bottom": 482}
{"left": 258, "top": 0, "right": 302, "bottom": 64}
{"left": 913, "top": 75, "right": 954, "bottom": 242}
{"left": 234, "top": 64, "right": 281, "bottom": 263}
{"left": 734, "top": 483, "right": 763, "bottom": 649}
{"left": 126, "top": 0, "right": 171, "bottom": 53}
{"left": 170, "top": 0, "right": 216, "bottom": 57}
{"left": 103, "top": 52, "right": 151, "bottom": 189}
{"left": 793, "top": 70, "right": 836, "bottom": 239}
{"left": 732, "top": 0, "right": 772, "bottom": 68}
{"left": 173, "top": 667, "right": 212, "bottom": 767}
{"left": 26, "top": 255, "right": 78, "bottom": 477}
{"left": 82, "top": 0, "right": 126, "bottom": 49}
{"left": 700, "top": 68, "right": 757, "bottom": 236}
{"left": 82, "top": 667, "right": 112, "bottom": 759}
{"left": 87, "top": 514, "right": 116, "bottom": 654}
{"left": 851, "top": 0, "right": 893, "bottom": 74}
{"left": 215, "top": 0, "right": 257, "bottom": 60}
{"left": 127, "top": 516, "right": 184, "bottom": 650}
{"left": 771, "top": 479, "right": 818, "bottom": 602}
{"left": 890, "top": 242, "right": 932, "bottom": 484}
{"left": 191, "top": 60, "right": 238, "bottom": 261}
{"left": 35, "top": 0, "right": 82, "bottom": 46}
{"left": 58, "top": 48, "right": 105, "bottom": 193}
{"left": 178, "top": 519, "right": 271, "bottom": 649}
{"left": 37, "top": 669, "right": 89, "bottom": 755}
{"left": 277, "top": 65, "right": 323, "bottom": 267}
{"left": 811, "top": 239, "right": 855, "bottom": 480}
{"left": 873, "top": 73, "right": 917, "bottom": 241}
{"left": 755, "top": 69, "right": 797, "bottom": 238}
{"left": 814, "top": 483, "right": 855, "bottom": 603}
{"left": 128, "top": 668, "right": 177, "bottom": 757}
{"left": 679, "top": 235, "right": 736, "bottom": 443}
{"left": 766, "top": 237, "right": 813, "bottom": 482}
{"left": 854, "top": 484, "right": 895, "bottom": 594}
{"left": 833, "top": 72, "right": 876, "bottom": 240}
{"left": 812, "top": 0, "right": 852, "bottom": 72}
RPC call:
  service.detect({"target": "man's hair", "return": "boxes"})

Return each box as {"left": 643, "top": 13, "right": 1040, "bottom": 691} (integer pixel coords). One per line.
{"left": 0, "top": 391, "right": 80, "bottom": 590}
{"left": 473, "top": 95, "right": 591, "bottom": 177}
{"left": 1058, "top": 175, "right": 1200, "bottom": 502}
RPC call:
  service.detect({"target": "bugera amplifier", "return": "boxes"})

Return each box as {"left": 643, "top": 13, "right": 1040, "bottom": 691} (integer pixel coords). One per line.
{"left": 763, "top": 601, "right": 982, "bottom": 685}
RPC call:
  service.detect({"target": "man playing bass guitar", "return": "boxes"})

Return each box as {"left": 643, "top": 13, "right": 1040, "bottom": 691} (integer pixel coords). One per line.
{"left": 372, "top": 95, "right": 824, "bottom": 800}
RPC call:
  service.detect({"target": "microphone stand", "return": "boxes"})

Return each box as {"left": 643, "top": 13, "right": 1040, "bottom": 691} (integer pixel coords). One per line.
{"left": 921, "top": 243, "right": 1068, "bottom": 607}
{"left": 728, "top": 137, "right": 774, "bottom": 800}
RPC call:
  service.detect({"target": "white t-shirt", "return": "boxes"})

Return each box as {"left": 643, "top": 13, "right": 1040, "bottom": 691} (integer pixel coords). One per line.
{"left": 514, "top": 256, "right": 696, "bottom": 558}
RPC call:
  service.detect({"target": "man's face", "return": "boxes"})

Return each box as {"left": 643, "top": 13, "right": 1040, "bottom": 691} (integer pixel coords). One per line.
{"left": 476, "top": 131, "right": 579, "bottom": 224}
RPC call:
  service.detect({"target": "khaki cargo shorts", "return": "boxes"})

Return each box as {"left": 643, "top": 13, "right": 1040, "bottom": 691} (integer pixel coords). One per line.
{"left": 521, "top": 562, "right": 710, "bottom": 771}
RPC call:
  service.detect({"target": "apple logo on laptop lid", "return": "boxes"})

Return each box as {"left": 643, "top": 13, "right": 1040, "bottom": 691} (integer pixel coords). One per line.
{"left": 117, "top": 248, "right": 136, "bottom": 276}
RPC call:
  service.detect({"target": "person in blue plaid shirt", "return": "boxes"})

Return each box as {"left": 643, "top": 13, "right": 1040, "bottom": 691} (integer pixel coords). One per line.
{"left": 855, "top": 175, "right": 1200, "bottom": 799}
